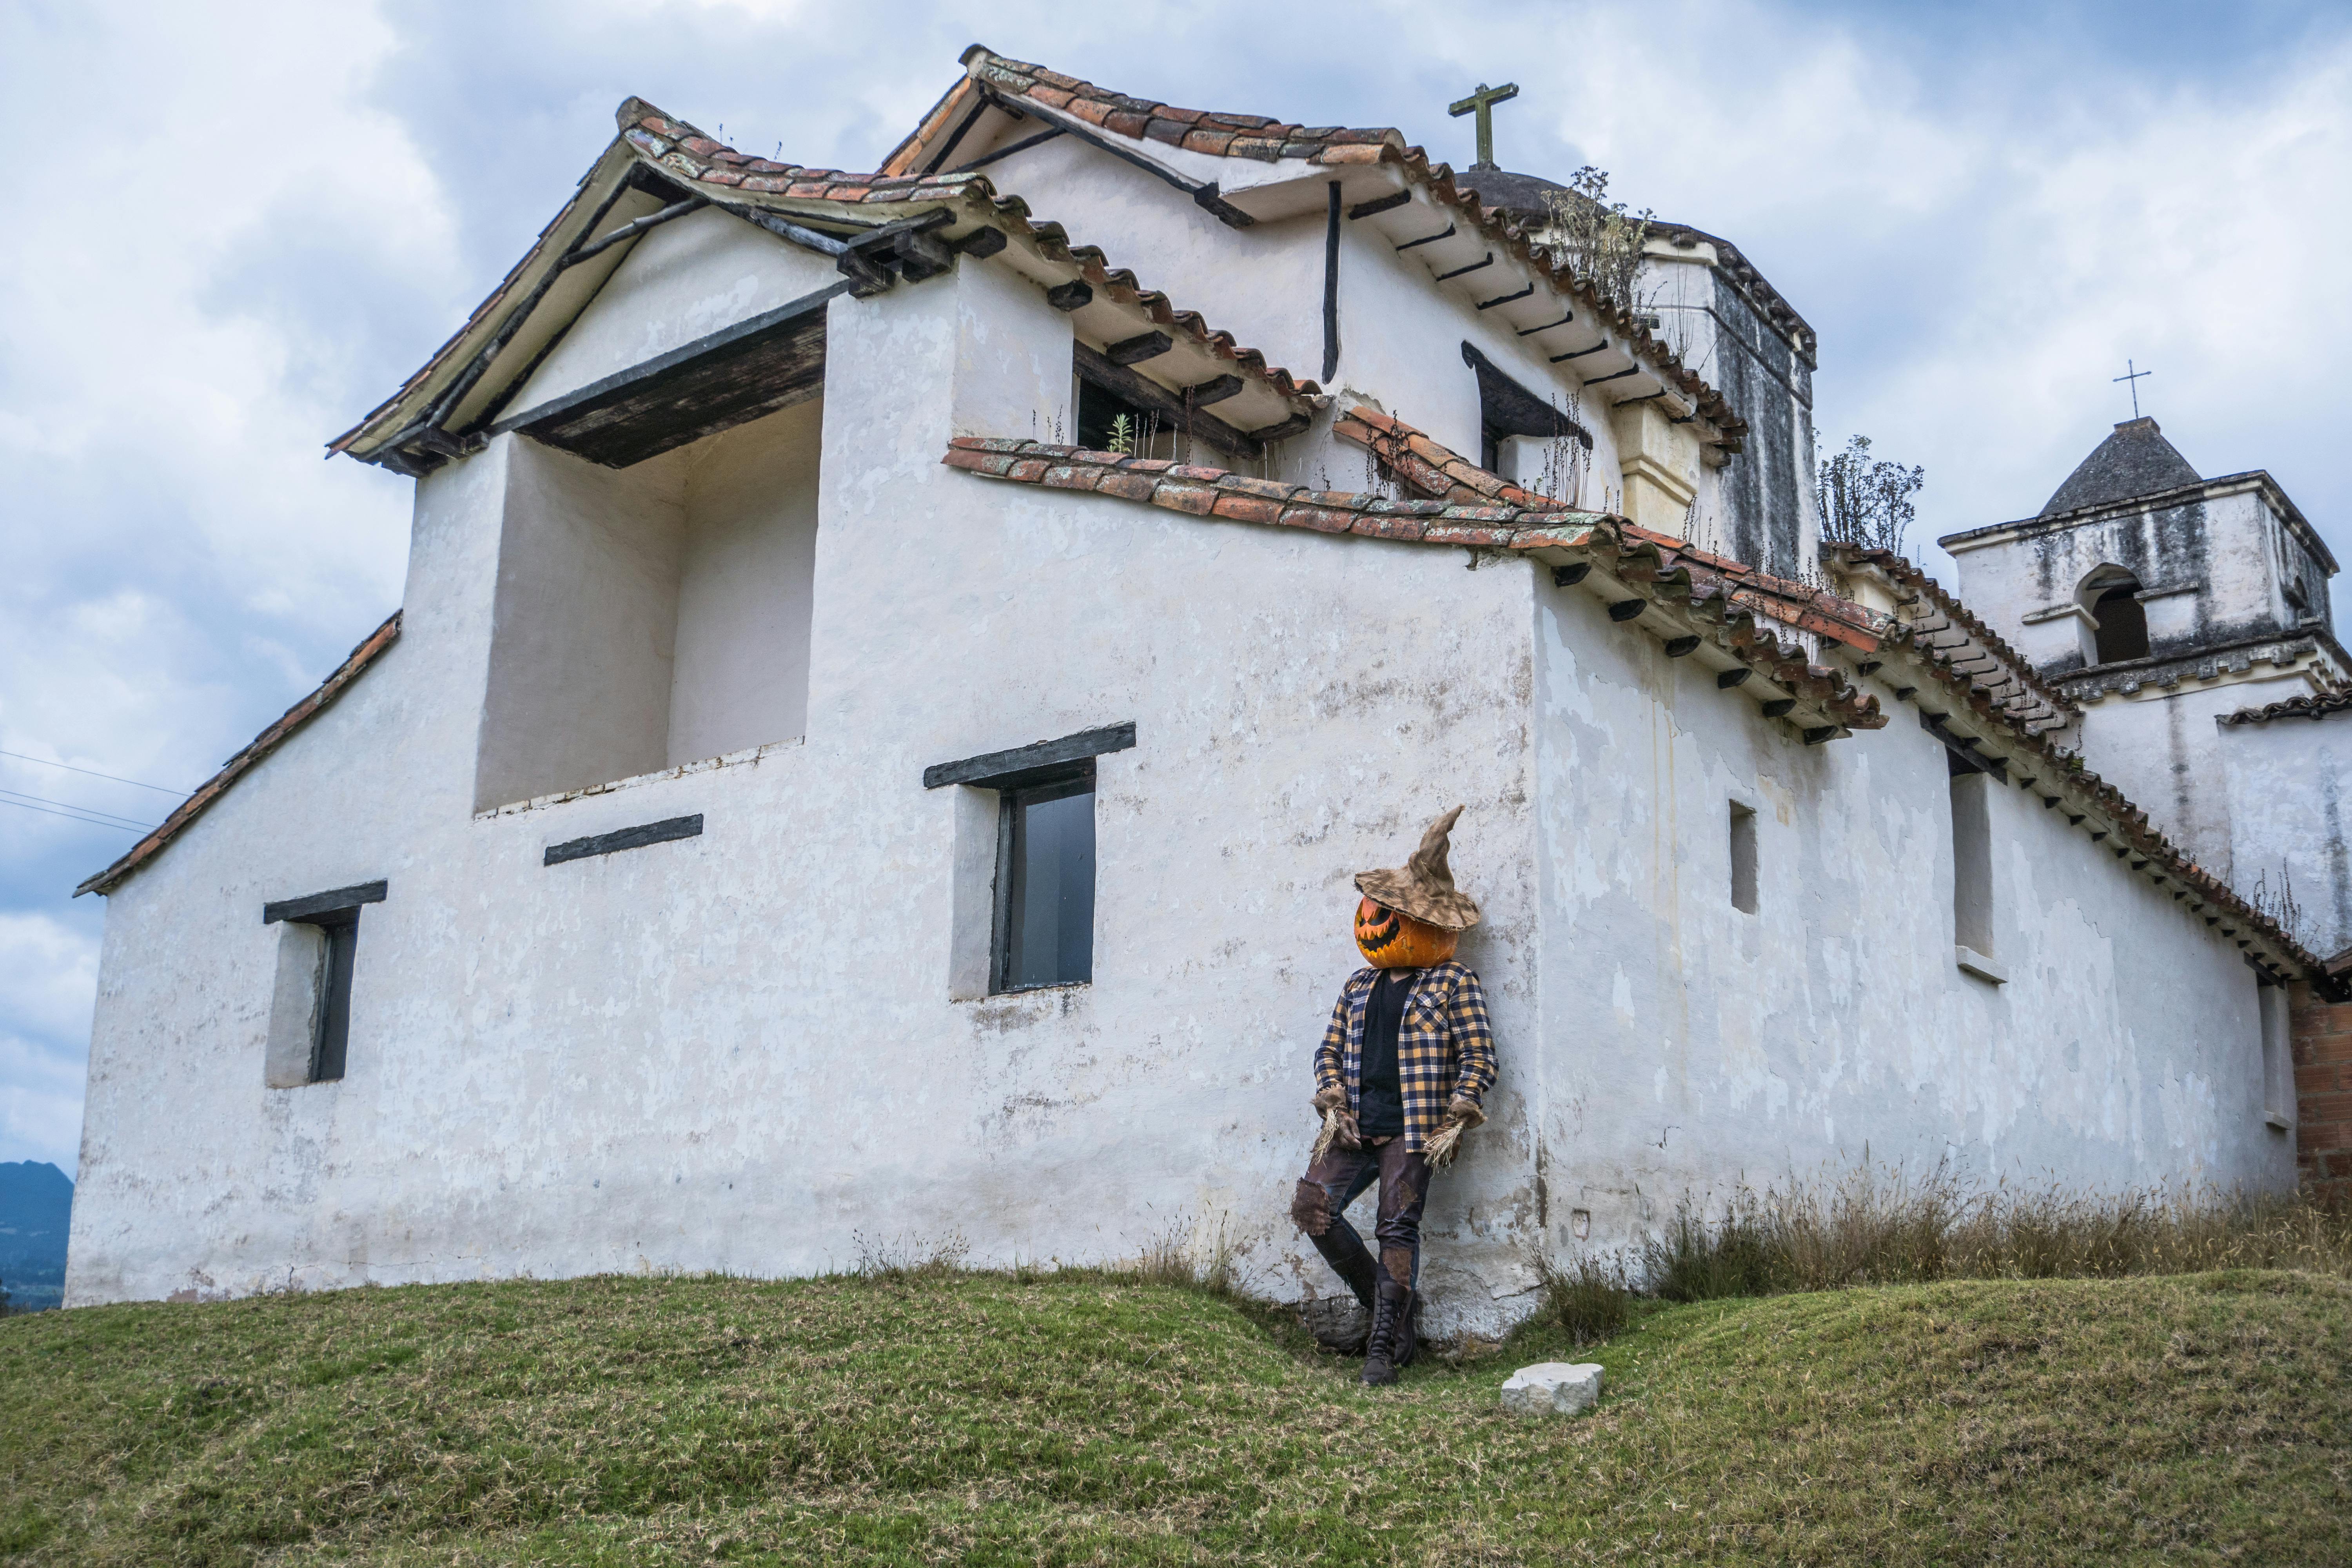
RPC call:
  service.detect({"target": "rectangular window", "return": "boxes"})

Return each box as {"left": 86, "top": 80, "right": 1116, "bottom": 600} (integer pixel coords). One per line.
{"left": 2259, "top": 982, "right": 2294, "bottom": 1130}
{"left": 309, "top": 910, "right": 359, "bottom": 1082}
{"left": 1728, "top": 801, "right": 1758, "bottom": 914}
{"left": 1949, "top": 754, "right": 1998, "bottom": 973}
{"left": 994, "top": 775, "right": 1096, "bottom": 992}
{"left": 262, "top": 881, "right": 383, "bottom": 1087}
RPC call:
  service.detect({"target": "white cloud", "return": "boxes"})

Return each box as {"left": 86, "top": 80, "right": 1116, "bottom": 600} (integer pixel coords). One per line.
{"left": 0, "top": 913, "right": 100, "bottom": 1170}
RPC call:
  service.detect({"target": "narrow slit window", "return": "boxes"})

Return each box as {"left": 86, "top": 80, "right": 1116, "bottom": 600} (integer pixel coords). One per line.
{"left": 310, "top": 910, "right": 359, "bottom": 1082}
{"left": 1949, "top": 754, "right": 1994, "bottom": 958}
{"left": 2259, "top": 982, "right": 2294, "bottom": 1129}
{"left": 1728, "top": 802, "right": 1758, "bottom": 914}
{"left": 994, "top": 775, "right": 1097, "bottom": 992}
{"left": 262, "top": 882, "right": 382, "bottom": 1089}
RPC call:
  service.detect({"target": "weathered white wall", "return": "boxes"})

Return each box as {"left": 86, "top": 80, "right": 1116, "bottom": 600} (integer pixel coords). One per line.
{"left": 980, "top": 135, "right": 1327, "bottom": 389}
{"left": 69, "top": 252, "right": 1547, "bottom": 1329}
{"left": 2069, "top": 675, "right": 2315, "bottom": 882}
{"left": 475, "top": 440, "right": 683, "bottom": 809}
{"left": 1528, "top": 581, "right": 2293, "bottom": 1264}
{"left": 68, "top": 235, "right": 2296, "bottom": 1336}
{"left": 668, "top": 402, "right": 823, "bottom": 765}
{"left": 1639, "top": 244, "right": 1817, "bottom": 579}
{"left": 2223, "top": 709, "right": 2352, "bottom": 959}
{"left": 1333, "top": 217, "right": 1624, "bottom": 508}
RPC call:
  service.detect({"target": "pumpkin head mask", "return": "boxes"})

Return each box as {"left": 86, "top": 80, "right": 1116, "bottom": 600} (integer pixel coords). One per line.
{"left": 1355, "top": 896, "right": 1459, "bottom": 969}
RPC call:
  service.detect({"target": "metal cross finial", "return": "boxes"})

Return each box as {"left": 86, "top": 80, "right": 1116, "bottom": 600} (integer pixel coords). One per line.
{"left": 2114, "top": 358, "right": 2153, "bottom": 418}
{"left": 1448, "top": 81, "right": 1520, "bottom": 169}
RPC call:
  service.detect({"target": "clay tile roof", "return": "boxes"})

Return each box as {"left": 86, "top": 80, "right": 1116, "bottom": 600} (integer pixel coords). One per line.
{"left": 2221, "top": 690, "right": 2352, "bottom": 726}
{"left": 76, "top": 613, "right": 403, "bottom": 897}
{"left": 1826, "top": 543, "right": 2079, "bottom": 724}
{"left": 882, "top": 49, "right": 1748, "bottom": 446}
{"left": 944, "top": 421, "right": 1888, "bottom": 739}
{"left": 933, "top": 50, "right": 1407, "bottom": 166}
{"left": 1337, "top": 407, "right": 1882, "bottom": 653}
{"left": 335, "top": 98, "right": 1319, "bottom": 470}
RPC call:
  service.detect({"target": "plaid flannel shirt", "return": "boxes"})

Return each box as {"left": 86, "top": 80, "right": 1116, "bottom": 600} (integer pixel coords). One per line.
{"left": 1313, "top": 961, "right": 1496, "bottom": 1156}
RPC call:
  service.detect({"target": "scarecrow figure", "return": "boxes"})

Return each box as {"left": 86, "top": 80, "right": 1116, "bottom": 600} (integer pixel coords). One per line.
{"left": 1292, "top": 806, "right": 1496, "bottom": 1387}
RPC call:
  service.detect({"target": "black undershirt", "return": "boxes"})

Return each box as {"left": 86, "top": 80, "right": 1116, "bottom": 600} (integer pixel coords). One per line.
{"left": 1356, "top": 968, "right": 1414, "bottom": 1139}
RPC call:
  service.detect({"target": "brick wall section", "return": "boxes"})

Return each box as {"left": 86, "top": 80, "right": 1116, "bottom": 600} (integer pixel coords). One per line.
{"left": 2290, "top": 980, "right": 2352, "bottom": 1201}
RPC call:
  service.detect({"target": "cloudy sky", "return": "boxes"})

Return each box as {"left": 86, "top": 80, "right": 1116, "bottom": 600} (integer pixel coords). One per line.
{"left": 4, "top": 0, "right": 2348, "bottom": 1170}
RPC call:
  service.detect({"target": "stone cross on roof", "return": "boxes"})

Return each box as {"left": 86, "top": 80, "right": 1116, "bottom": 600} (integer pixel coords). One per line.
{"left": 1448, "top": 81, "right": 1519, "bottom": 170}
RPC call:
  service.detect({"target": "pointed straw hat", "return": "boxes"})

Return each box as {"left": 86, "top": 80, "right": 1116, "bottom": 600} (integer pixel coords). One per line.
{"left": 1354, "top": 806, "right": 1481, "bottom": 931}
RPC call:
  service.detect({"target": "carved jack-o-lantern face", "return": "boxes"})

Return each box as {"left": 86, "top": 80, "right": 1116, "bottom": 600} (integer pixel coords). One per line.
{"left": 1355, "top": 896, "right": 1459, "bottom": 969}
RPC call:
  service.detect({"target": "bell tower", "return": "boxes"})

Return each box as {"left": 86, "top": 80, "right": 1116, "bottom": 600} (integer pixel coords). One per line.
{"left": 1938, "top": 417, "right": 2345, "bottom": 895}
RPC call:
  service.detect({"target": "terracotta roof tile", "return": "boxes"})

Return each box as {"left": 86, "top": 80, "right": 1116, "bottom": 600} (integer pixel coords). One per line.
{"left": 895, "top": 50, "right": 1749, "bottom": 445}
{"left": 1332, "top": 404, "right": 1886, "bottom": 653}
{"left": 334, "top": 97, "right": 1323, "bottom": 466}
{"left": 2221, "top": 690, "right": 2352, "bottom": 726}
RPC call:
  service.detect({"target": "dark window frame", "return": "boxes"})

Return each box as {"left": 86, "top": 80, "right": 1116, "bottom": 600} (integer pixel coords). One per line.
{"left": 923, "top": 723, "right": 1134, "bottom": 999}
{"left": 306, "top": 908, "right": 360, "bottom": 1083}
{"left": 990, "top": 764, "right": 1098, "bottom": 995}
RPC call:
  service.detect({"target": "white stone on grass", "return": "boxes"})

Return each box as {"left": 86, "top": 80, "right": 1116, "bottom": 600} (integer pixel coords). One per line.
{"left": 1500, "top": 1361, "right": 1603, "bottom": 1416}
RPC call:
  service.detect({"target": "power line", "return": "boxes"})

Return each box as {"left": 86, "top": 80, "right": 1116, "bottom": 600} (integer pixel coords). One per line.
{"left": 0, "top": 749, "right": 190, "bottom": 797}
{"left": 0, "top": 787, "right": 156, "bottom": 830}
{"left": 0, "top": 796, "right": 149, "bottom": 833}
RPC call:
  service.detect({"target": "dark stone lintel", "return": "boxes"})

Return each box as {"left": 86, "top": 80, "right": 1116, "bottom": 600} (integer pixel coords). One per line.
{"left": 263, "top": 881, "right": 388, "bottom": 925}
{"left": 545, "top": 815, "right": 704, "bottom": 866}
{"left": 924, "top": 722, "right": 1137, "bottom": 790}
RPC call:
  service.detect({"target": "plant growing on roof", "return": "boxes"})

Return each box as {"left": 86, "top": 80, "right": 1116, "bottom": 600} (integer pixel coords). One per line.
{"left": 2250, "top": 865, "right": 2307, "bottom": 949}
{"left": 1816, "top": 434, "right": 1924, "bottom": 554}
{"left": 1107, "top": 414, "right": 1137, "bottom": 456}
{"left": 1543, "top": 167, "right": 1654, "bottom": 323}
{"left": 1534, "top": 389, "right": 1589, "bottom": 506}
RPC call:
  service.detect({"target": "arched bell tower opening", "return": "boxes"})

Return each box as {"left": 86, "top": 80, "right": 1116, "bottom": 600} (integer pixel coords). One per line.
{"left": 2079, "top": 565, "right": 2150, "bottom": 665}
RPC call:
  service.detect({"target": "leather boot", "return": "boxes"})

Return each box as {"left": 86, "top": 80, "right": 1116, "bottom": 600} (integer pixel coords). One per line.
{"left": 1310, "top": 1228, "right": 1380, "bottom": 1314}
{"left": 1307, "top": 1229, "right": 1380, "bottom": 1354}
{"left": 1360, "top": 1276, "right": 1413, "bottom": 1387}
{"left": 1391, "top": 1289, "right": 1420, "bottom": 1369}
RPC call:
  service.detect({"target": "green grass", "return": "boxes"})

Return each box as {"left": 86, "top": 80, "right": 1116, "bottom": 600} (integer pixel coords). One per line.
{"left": 3, "top": 1267, "right": 2347, "bottom": 1565}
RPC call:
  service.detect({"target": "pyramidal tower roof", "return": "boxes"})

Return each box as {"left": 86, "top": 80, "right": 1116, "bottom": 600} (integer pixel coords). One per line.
{"left": 2040, "top": 417, "right": 2202, "bottom": 517}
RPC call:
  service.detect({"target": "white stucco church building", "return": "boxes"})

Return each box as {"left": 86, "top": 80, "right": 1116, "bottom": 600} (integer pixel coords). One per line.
{"left": 63, "top": 49, "right": 2349, "bottom": 1329}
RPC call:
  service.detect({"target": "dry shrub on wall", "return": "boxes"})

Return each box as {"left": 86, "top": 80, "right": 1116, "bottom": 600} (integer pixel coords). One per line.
{"left": 1542, "top": 168, "right": 1653, "bottom": 323}
{"left": 1815, "top": 434, "right": 1924, "bottom": 555}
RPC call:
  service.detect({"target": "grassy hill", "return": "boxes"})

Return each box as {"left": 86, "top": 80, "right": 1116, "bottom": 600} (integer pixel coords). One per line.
{"left": 2, "top": 1267, "right": 2346, "bottom": 1565}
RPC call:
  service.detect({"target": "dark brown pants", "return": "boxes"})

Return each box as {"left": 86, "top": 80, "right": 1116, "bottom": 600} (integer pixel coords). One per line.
{"left": 1291, "top": 1136, "right": 1428, "bottom": 1298}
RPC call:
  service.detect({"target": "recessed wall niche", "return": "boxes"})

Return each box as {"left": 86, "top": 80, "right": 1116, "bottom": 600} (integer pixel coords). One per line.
{"left": 474, "top": 399, "right": 821, "bottom": 810}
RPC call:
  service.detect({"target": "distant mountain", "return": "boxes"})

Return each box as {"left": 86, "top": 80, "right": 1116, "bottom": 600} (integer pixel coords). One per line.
{"left": 1, "top": 1160, "right": 73, "bottom": 1314}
